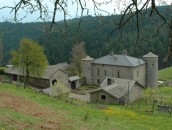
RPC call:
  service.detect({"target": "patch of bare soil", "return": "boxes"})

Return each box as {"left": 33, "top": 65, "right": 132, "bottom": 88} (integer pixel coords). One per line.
{"left": 0, "top": 92, "right": 72, "bottom": 129}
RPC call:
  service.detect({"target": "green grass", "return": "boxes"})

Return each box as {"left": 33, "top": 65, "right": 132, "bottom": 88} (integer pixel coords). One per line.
{"left": 0, "top": 83, "right": 172, "bottom": 130}
{"left": 158, "top": 67, "right": 172, "bottom": 81}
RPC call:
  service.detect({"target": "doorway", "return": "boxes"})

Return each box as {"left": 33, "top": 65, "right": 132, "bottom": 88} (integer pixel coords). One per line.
{"left": 71, "top": 81, "right": 76, "bottom": 89}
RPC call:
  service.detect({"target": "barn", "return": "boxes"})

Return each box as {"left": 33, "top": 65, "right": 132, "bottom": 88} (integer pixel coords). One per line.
{"left": 5, "top": 62, "right": 81, "bottom": 89}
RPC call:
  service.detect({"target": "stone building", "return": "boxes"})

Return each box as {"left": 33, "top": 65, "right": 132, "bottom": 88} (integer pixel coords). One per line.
{"left": 82, "top": 52, "right": 158, "bottom": 103}
{"left": 5, "top": 62, "right": 81, "bottom": 89}
{"left": 90, "top": 78, "right": 144, "bottom": 104}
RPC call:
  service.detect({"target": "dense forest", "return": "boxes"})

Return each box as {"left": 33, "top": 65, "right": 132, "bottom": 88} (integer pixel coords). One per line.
{"left": 0, "top": 6, "right": 172, "bottom": 69}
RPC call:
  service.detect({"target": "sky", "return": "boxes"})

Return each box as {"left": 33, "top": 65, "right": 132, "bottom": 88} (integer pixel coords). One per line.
{"left": 0, "top": 0, "right": 171, "bottom": 23}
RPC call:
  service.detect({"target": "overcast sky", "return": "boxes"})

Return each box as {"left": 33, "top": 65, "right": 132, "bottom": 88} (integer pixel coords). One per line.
{"left": 0, "top": 0, "right": 171, "bottom": 23}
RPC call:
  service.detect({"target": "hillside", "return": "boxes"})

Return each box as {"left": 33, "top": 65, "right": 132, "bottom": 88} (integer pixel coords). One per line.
{"left": 0, "top": 83, "right": 172, "bottom": 130}
{"left": 158, "top": 67, "right": 172, "bottom": 81}
{"left": 0, "top": 6, "right": 172, "bottom": 68}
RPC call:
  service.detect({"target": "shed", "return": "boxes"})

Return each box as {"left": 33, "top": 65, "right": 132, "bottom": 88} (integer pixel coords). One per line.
{"left": 69, "top": 75, "right": 81, "bottom": 89}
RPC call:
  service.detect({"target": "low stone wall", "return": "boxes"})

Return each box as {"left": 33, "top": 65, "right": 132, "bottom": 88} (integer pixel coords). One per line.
{"left": 162, "top": 80, "right": 172, "bottom": 87}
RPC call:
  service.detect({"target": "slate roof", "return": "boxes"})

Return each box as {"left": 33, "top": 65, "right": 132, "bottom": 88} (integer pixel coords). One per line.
{"left": 69, "top": 75, "right": 80, "bottom": 81}
{"left": 143, "top": 52, "right": 158, "bottom": 58}
{"left": 90, "top": 78, "right": 143, "bottom": 98}
{"left": 93, "top": 54, "right": 145, "bottom": 67}
{"left": 5, "top": 62, "right": 71, "bottom": 80}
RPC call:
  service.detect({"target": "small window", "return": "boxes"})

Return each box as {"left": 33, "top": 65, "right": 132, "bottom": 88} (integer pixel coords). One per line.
{"left": 137, "top": 70, "right": 139, "bottom": 77}
{"left": 101, "top": 95, "right": 106, "bottom": 100}
{"left": 107, "top": 78, "right": 111, "bottom": 85}
{"left": 97, "top": 69, "right": 99, "bottom": 75}
{"left": 117, "top": 72, "right": 120, "bottom": 78}
{"left": 97, "top": 79, "right": 100, "bottom": 84}
{"left": 52, "top": 79, "right": 57, "bottom": 86}
{"left": 104, "top": 70, "right": 106, "bottom": 75}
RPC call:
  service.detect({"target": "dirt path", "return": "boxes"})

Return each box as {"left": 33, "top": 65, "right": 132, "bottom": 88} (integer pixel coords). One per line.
{"left": 0, "top": 92, "right": 72, "bottom": 130}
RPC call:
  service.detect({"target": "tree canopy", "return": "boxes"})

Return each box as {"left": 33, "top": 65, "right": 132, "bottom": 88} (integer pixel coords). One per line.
{"left": 10, "top": 38, "right": 48, "bottom": 86}
{"left": 70, "top": 41, "right": 86, "bottom": 75}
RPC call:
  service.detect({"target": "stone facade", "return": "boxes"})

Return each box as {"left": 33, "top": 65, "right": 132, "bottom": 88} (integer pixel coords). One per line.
{"left": 90, "top": 78, "right": 144, "bottom": 104}
{"left": 143, "top": 52, "right": 158, "bottom": 88}
{"left": 126, "top": 83, "right": 144, "bottom": 103}
{"left": 90, "top": 90, "right": 119, "bottom": 104}
{"left": 82, "top": 52, "right": 158, "bottom": 88}
{"left": 91, "top": 64, "right": 146, "bottom": 86}
{"left": 81, "top": 56, "right": 94, "bottom": 84}
{"left": 50, "top": 69, "right": 69, "bottom": 88}
{"left": 85, "top": 52, "right": 158, "bottom": 104}
{"left": 5, "top": 62, "right": 77, "bottom": 89}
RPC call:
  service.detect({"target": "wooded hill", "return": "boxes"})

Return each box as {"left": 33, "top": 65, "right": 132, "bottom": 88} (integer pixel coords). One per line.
{"left": 0, "top": 5, "right": 172, "bottom": 69}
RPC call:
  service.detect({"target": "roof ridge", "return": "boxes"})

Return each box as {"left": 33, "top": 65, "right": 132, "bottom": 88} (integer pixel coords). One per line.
{"left": 123, "top": 55, "right": 134, "bottom": 66}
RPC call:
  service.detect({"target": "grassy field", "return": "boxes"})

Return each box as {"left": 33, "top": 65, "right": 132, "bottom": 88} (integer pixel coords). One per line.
{"left": 0, "top": 83, "right": 172, "bottom": 130}
{"left": 158, "top": 67, "right": 172, "bottom": 81}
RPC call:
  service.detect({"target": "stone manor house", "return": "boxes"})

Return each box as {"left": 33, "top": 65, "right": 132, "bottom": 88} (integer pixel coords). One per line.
{"left": 82, "top": 52, "right": 158, "bottom": 104}
{"left": 5, "top": 51, "right": 158, "bottom": 104}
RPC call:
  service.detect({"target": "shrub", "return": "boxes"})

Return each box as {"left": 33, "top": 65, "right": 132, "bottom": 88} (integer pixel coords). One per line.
{"left": 51, "top": 81, "right": 70, "bottom": 99}
{"left": 0, "top": 67, "right": 6, "bottom": 75}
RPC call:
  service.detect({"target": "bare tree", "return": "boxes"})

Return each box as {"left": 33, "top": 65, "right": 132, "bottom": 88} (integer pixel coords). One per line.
{"left": 0, "top": 33, "right": 3, "bottom": 66}
{"left": 70, "top": 41, "right": 86, "bottom": 76}
{"left": 1, "top": 0, "right": 172, "bottom": 60}
{"left": 0, "top": 1, "right": 171, "bottom": 31}
{"left": 163, "top": 17, "right": 172, "bottom": 63}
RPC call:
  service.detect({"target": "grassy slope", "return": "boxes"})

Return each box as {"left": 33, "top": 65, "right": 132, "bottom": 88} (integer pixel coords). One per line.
{"left": 0, "top": 83, "right": 172, "bottom": 130}
{"left": 158, "top": 67, "right": 172, "bottom": 81}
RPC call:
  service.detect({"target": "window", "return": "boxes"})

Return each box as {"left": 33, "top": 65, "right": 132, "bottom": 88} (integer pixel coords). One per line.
{"left": 97, "top": 69, "right": 99, "bottom": 75}
{"left": 52, "top": 79, "right": 57, "bottom": 86}
{"left": 104, "top": 70, "right": 106, "bottom": 75}
{"left": 117, "top": 72, "right": 120, "bottom": 78}
{"left": 101, "top": 95, "right": 106, "bottom": 100}
{"left": 107, "top": 78, "right": 111, "bottom": 85}
{"left": 137, "top": 70, "right": 139, "bottom": 78}
{"left": 97, "top": 79, "right": 100, "bottom": 84}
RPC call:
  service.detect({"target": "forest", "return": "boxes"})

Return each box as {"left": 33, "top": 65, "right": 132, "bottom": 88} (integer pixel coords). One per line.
{"left": 0, "top": 5, "right": 171, "bottom": 69}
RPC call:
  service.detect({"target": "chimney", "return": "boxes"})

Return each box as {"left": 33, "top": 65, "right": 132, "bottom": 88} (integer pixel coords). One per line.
{"left": 110, "top": 51, "right": 114, "bottom": 56}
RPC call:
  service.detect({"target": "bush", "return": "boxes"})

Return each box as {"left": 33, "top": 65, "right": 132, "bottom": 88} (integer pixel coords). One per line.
{"left": 0, "top": 67, "right": 6, "bottom": 75}
{"left": 51, "top": 81, "right": 70, "bottom": 99}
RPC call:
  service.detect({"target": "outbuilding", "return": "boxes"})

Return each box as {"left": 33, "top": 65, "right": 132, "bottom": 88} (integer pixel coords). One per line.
{"left": 90, "top": 77, "right": 144, "bottom": 104}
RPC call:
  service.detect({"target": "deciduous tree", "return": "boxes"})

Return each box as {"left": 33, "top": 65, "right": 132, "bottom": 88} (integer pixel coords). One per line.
{"left": 70, "top": 41, "right": 86, "bottom": 76}
{"left": 10, "top": 38, "right": 48, "bottom": 87}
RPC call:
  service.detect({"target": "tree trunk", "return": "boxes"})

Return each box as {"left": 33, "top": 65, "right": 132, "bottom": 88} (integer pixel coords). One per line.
{"left": 26, "top": 63, "right": 29, "bottom": 87}
{"left": 163, "top": 17, "right": 172, "bottom": 63}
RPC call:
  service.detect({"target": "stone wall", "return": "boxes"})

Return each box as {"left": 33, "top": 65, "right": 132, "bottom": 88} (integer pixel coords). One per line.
{"left": 90, "top": 90, "right": 119, "bottom": 104}
{"left": 126, "top": 83, "right": 144, "bottom": 103}
{"left": 29, "top": 77, "right": 50, "bottom": 88}
{"left": 132, "top": 64, "right": 146, "bottom": 86}
{"left": 92, "top": 64, "right": 134, "bottom": 85}
{"left": 50, "top": 70, "right": 69, "bottom": 88}
{"left": 143, "top": 56, "right": 158, "bottom": 88}
{"left": 82, "top": 60, "right": 93, "bottom": 84}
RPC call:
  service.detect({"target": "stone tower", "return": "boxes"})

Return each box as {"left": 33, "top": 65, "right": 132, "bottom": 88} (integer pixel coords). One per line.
{"left": 81, "top": 56, "right": 94, "bottom": 84}
{"left": 143, "top": 52, "right": 158, "bottom": 88}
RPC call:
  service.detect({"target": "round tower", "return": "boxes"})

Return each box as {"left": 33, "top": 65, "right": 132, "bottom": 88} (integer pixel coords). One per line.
{"left": 143, "top": 52, "right": 158, "bottom": 88}
{"left": 81, "top": 56, "right": 94, "bottom": 84}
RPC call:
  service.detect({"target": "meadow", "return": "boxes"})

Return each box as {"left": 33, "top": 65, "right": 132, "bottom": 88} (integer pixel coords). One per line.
{"left": 158, "top": 67, "right": 172, "bottom": 81}
{"left": 0, "top": 83, "right": 172, "bottom": 130}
